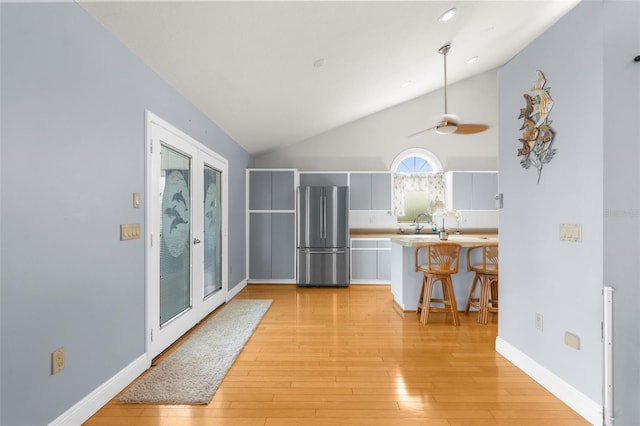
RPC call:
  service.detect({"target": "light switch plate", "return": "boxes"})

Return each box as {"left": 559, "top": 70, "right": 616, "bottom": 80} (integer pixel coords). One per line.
{"left": 560, "top": 224, "right": 582, "bottom": 242}
{"left": 120, "top": 223, "right": 141, "bottom": 240}
{"left": 535, "top": 312, "right": 543, "bottom": 331}
{"left": 564, "top": 332, "right": 580, "bottom": 350}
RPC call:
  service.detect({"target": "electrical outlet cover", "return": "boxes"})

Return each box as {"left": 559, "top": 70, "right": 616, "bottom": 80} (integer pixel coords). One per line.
{"left": 52, "top": 348, "right": 65, "bottom": 374}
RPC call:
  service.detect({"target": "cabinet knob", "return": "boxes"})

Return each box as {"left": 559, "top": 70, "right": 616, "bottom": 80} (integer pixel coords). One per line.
{"left": 193, "top": 238, "right": 201, "bottom": 245}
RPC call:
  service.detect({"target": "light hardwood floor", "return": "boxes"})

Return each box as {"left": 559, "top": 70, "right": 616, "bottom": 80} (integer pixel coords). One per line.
{"left": 84, "top": 284, "right": 588, "bottom": 426}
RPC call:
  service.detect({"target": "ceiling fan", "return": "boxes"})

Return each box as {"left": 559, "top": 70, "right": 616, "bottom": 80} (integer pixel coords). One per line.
{"left": 408, "top": 43, "right": 489, "bottom": 138}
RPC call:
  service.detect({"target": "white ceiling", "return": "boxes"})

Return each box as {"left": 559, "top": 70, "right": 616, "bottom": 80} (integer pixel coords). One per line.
{"left": 78, "top": 1, "right": 580, "bottom": 155}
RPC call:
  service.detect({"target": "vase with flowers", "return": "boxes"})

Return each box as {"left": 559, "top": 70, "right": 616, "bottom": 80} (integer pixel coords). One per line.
{"left": 427, "top": 198, "right": 462, "bottom": 240}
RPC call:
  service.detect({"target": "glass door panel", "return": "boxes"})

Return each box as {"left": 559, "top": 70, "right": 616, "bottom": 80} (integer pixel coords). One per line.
{"left": 159, "top": 145, "right": 192, "bottom": 327}
{"left": 203, "top": 164, "right": 222, "bottom": 299}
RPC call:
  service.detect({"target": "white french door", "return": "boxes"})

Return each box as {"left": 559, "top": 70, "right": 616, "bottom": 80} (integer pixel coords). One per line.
{"left": 146, "top": 112, "right": 227, "bottom": 360}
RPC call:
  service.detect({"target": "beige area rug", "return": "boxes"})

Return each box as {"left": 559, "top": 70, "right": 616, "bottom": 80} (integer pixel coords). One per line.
{"left": 119, "top": 299, "right": 272, "bottom": 404}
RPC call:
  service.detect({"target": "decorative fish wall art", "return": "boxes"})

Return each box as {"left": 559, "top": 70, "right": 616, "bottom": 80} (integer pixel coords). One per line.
{"left": 517, "top": 70, "right": 556, "bottom": 184}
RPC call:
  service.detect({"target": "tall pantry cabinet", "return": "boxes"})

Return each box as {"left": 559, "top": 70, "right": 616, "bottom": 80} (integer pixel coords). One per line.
{"left": 247, "top": 169, "right": 297, "bottom": 282}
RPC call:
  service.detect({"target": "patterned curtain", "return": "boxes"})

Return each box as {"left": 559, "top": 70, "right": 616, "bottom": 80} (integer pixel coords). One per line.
{"left": 392, "top": 172, "right": 445, "bottom": 217}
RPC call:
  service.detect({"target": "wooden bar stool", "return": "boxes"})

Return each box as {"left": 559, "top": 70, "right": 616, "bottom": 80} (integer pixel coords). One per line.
{"left": 415, "top": 242, "right": 462, "bottom": 326}
{"left": 465, "top": 244, "right": 499, "bottom": 324}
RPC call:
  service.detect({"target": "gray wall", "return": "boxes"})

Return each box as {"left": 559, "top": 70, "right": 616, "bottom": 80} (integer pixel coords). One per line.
{"left": 499, "top": 0, "right": 604, "bottom": 405}
{"left": 499, "top": 0, "right": 639, "bottom": 423}
{"left": 602, "top": 0, "right": 640, "bottom": 423}
{"left": 0, "top": 3, "right": 252, "bottom": 425}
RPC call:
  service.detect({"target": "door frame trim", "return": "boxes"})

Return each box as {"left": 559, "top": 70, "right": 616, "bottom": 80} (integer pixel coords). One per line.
{"left": 144, "top": 110, "right": 228, "bottom": 364}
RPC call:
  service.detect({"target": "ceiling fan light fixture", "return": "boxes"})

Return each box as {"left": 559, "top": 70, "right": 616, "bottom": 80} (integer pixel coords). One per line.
{"left": 435, "top": 120, "right": 458, "bottom": 135}
{"left": 438, "top": 8, "right": 457, "bottom": 22}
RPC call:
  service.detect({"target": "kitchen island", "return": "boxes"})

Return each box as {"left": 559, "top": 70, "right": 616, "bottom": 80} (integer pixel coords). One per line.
{"left": 389, "top": 233, "right": 498, "bottom": 312}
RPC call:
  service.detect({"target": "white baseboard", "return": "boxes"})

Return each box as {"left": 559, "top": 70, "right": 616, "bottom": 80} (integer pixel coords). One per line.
{"left": 50, "top": 278, "right": 251, "bottom": 425}
{"left": 226, "top": 279, "right": 247, "bottom": 301}
{"left": 245, "top": 279, "right": 296, "bottom": 284}
{"left": 49, "top": 354, "right": 148, "bottom": 426}
{"left": 495, "top": 336, "right": 602, "bottom": 425}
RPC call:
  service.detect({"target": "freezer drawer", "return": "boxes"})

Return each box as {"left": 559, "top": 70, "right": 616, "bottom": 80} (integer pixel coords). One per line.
{"left": 297, "top": 249, "right": 350, "bottom": 287}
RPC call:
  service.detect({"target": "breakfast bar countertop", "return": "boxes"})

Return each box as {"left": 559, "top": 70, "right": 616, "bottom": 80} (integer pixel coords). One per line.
{"left": 350, "top": 228, "right": 498, "bottom": 247}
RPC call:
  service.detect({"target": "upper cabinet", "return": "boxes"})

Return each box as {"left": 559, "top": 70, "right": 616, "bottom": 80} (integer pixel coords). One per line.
{"left": 299, "top": 172, "right": 348, "bottom": 187}
{"left": 249, "top": 169, "right": 295, "bottom": 211}
{"left": 349, "top": 172, "right": 392, "bottom": 211}
{"left": 445, "top": 171, "right": 498, "bottom": 210}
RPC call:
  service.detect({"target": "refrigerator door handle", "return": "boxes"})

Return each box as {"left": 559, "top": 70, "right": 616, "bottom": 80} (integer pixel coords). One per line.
{"left": 322, "top": 195, "right": 327, "bottom": 239}
{"left": 299, "top": 248, "right": 346, "bottom": 254}
{"left": 318, "top": 195, "right": 324, "bottom": 240}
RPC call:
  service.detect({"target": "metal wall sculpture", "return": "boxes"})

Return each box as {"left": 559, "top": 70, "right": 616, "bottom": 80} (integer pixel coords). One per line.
{"left": 517, "top": 70, "right": 556, "bottom": 184}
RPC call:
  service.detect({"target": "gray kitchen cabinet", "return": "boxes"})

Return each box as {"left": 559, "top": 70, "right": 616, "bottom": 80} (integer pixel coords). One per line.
{"left": 351, "top": 248, "right": 377, "bottom": 281}
{"left": 249, "top": 169, "right": 295, "bottom": 210}
{"left": 349, "top": 174, "right": 371, "bottom": 210}
{"left": 271, "top": 171, "right": 295, "bottom": 210}
{"left": 299, "top": 172, "right": 348, "bottom": 187}
{"left": 247, "top": 169, "right": 296, "bottom": 282}
{"left": 249, "top": 212, "right": 271, "bottom": 279}
{"left": 446, "top": 171, "right": 498, "bottom": 210}
{"left": 471, "top": 173, "right": 498, "bottom": 210}
{"left": 376, "top": 239, "right": 392, "bottom": 281}
{"left": 350, "top": 238, "right": 391, "bottom": 282}
{"left": 349, "top": 172, "right": 392, "bottom": 211}
{"left": 249, "top": 212, "right": 295, "bottom": 280}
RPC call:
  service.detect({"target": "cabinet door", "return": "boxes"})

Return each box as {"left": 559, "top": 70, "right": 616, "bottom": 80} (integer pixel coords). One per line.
{"left": 472, "top": 173, "right": 498, "bottom": 210}
{"left": 249, "top": 212, "right": 271, "bottom": 278}
{"left": 351, "top": 249, "right": 378, "bottom": 280}
{"left": 376, "top": 249, "right": 391, "bottom": 281}
{"left": 371, "top": 173, "right": 391, "bottom": 210}
{"left": 249, "top": 171, "right": 272, "bottom": 210}
{"left": 350, "top": 173, "right": 371, "bottom": 210}
{"left": 271, "top": 171, "right": 295, "bottom": 210}
{"left": 299, "top": 173, "right": 348, "bottom": 187}
{"left": 451, "top": 172, "right": 473, "bottom": 210}
{"left": 271, "top": 212, "right": 295, "bottom": 279}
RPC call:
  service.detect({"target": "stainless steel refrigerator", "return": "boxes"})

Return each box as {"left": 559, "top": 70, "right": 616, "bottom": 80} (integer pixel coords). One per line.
{"left": 297, "top": 186, "right": 350, "bottom": 287}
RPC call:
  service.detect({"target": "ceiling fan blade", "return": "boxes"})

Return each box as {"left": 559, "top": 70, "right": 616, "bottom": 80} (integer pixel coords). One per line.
{"left": 454, "top": 124, "right": 489, "bottom": 134}
{"left": 407, "top": 125, "right": 436, "bottom": 138}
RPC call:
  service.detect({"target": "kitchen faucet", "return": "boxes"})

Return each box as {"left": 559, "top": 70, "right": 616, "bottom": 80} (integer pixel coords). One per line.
{"left": 414, "top": 212, "right": 430, "bottom": 233}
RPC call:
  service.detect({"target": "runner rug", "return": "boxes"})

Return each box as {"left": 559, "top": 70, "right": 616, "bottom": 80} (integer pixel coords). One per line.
{"left": 119, "top": 298, "right": 272, "bottom": 404}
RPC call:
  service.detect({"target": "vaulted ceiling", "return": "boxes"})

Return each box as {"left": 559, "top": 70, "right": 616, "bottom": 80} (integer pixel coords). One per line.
{"left": 78, "top": 1, "right": 580, "bottom": 155}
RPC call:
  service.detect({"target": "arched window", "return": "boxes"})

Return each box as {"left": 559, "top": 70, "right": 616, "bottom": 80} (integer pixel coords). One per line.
{"left": 396, "top": 157, "right": 433, "bottom": 173}
{"left": 390, "top": 148, "right": 443, "bottom": 173}
{"left": 391, "top": 149, "right": 445, "bottom": 224}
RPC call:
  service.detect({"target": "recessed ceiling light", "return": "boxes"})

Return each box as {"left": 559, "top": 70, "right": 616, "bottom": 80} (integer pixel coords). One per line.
{"left": 401, "top": 81, "right": 412, "bottom": 88}
{"left": 438, "top": 8, "right": 456, "bottom": 22}
{"left": 467, "top": 56, "right": 478, "bottom": 64}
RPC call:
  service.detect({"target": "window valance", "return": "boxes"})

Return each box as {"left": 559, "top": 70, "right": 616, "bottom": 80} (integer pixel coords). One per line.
{"left": 392, "top": 172, "right": 445, "bottom": 217}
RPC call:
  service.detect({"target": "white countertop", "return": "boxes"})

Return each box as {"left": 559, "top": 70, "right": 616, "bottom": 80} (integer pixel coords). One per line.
{"left": 389, "top": 233, "right": 498, "bottom": 247}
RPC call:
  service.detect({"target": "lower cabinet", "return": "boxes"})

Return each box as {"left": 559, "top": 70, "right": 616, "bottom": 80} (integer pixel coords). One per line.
{"left": 249, "top": 212, "right": 295, "bottom": 281}
{"left": 350, "top": 238, "right": 391, "bottom": 283}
